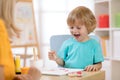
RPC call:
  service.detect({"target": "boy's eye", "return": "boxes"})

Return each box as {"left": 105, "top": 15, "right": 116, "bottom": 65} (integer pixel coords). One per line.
{"left": 69, "top": 26, "right": 81, "bottom": 29}
{"left": 70, "top": 27, "right": 74, "bottom": 29}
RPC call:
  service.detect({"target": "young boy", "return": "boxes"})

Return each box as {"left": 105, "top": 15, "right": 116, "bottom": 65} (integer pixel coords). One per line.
{"left": 48, "top": 6, "right": 104, "bottom": 72}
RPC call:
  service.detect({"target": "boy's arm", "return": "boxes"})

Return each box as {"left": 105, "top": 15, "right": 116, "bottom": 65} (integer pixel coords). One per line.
{"left": 93, "top": 62, "right": 102, "bottom": 70}
{"left": 55, "top": 57, "right": 65, "bottom": 67}
{"left": 48, "top": 51, "right": 65, "bottom": 66}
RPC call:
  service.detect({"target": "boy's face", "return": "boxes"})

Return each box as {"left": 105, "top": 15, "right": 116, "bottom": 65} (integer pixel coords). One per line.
{"left": 69, "top": 21, "right": 89, "bottom": 42}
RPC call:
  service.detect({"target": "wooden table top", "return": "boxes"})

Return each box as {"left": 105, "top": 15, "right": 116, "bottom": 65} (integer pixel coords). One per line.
{"left": 40, "top": 70, "right": 105, "bottom": 80}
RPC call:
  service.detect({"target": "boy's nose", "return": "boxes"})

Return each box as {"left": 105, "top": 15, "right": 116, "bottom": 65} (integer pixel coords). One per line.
{"left": 72, "top": 27, "right": 78, "bottom": 32}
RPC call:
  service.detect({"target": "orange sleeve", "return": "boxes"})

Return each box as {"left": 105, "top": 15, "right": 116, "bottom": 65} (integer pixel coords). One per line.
{"left": 0, "top": 19, "right": 15, "bottom": 80}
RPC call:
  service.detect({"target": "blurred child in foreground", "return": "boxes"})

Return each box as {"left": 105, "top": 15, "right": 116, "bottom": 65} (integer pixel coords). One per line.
{"left": 0, "top": 0, "right": 41, "bottom": 80}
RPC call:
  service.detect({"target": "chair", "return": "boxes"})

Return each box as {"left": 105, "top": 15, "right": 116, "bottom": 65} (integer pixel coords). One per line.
{"left": 50, "top": 34, "right": 100, "bottom": 53}
{"left": 50, "top": 35, "right": 72, "bottom": 52}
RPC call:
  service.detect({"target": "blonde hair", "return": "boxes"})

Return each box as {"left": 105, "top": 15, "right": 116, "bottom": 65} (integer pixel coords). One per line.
{"left": 67, "top": 6, "right": 96, "bottom": 34}
{"left": 0, "top": 0, "right": 21, "bottom": 38}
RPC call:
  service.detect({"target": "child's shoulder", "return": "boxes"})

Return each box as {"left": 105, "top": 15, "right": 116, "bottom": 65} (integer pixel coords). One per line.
{"left": 0, "top": 19, "right": 4, "bottom": 24}
{"left": 64, "top": 37, "right": 74, "bottom": 42}
{"left": 0, "top": 19, "right": 7, "bottom": 34}
{"left": 89, "top": 38, "right": 100, "bottom": 46}
{"left": 62, "top": 37, "right": 74, "bottom": 46}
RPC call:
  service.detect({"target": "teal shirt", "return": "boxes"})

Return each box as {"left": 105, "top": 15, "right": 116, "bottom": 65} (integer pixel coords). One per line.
{"left": 57, "top": 37, "right": 104, "bottom": 69}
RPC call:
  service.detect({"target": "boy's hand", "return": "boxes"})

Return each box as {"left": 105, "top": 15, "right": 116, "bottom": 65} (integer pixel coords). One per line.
{"left": 84, "top": 65, "right": 98, "bottom": 71}
{"left": 84, "top": 62, "right": 102, "bottom": 72}
{"left": 48, "top": 50, "right": 57, "bottom": 61}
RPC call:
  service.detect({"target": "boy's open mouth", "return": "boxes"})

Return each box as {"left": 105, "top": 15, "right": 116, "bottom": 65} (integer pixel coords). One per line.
{"left": 74, "top": 34, "right": 80, "bottom": 38}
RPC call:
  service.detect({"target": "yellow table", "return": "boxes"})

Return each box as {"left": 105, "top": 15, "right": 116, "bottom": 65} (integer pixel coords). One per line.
{"left": 40, "top": 70, "right": 105, "bottom": 80}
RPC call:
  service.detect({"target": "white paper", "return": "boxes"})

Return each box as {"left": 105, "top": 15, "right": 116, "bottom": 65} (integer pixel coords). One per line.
{"left": 40, "top": 67, "right": 83, "bottom": 76}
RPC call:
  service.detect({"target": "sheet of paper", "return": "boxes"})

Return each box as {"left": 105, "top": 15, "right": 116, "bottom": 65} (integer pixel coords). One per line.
{"left": 41, "top": 67, "right": 83, "bottom": 76}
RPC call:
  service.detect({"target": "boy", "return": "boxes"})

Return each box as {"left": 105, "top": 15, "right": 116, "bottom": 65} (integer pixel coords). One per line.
{"left": 48, "top": 6, "right": 104, "bottom": 71}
